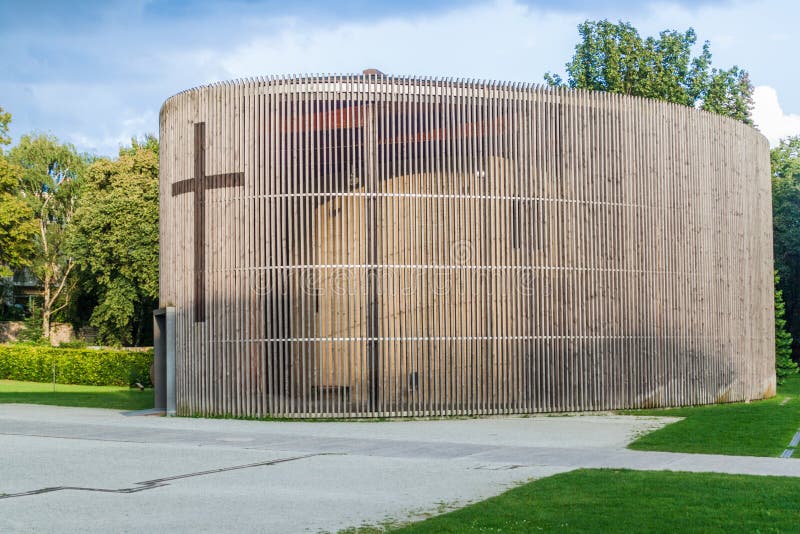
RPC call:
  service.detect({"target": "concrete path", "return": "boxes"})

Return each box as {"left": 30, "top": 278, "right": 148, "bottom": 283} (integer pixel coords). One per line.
{"left": 0, "top": 404, "right": 798, "bottom": 533}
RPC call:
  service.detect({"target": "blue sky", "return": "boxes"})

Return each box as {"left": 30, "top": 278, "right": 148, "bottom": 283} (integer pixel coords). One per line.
{"left": 1, "top": 0, "right": 798, "bottom": 156}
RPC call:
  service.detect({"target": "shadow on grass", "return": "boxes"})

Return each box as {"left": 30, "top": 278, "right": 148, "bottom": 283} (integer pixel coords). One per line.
{"left": 0, "top": 389, "right": 154, "bottom": 411}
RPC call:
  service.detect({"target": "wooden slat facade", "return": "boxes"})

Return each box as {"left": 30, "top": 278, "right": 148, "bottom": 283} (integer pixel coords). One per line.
{"left": 159, "top": 74, "right": 775, "bottom": 418}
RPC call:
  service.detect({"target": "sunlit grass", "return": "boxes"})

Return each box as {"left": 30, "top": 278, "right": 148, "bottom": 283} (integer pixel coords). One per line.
{"left": 0, "top": 379, "right": 153, "bottom": 410}
{"left": 392, "top": 469, "right": 800, "bottom": 533}
{"left": 622, "top": 374, "right": 800, "bottom": 457}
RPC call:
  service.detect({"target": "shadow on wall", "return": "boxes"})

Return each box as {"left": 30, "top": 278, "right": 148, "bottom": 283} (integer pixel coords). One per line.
{"left": 186, "top": 290, "right": 760, "bottom": 416}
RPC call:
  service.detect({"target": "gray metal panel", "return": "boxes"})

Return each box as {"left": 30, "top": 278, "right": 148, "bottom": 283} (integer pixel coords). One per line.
{"left": 166, "top": 306, "right": 177, "bottom": 416}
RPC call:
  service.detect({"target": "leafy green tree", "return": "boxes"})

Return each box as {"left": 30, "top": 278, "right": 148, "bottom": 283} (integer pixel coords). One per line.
{"left": 0, "top": 108, "right": 35, "bottom": 277}
{"left": 545, "top": 20, "right": 753, "bottom": 124}
{"left": 703, "top": 66, "right": 753, "bottom": 124}
{"left": 775, "top": 272, "right": 798, "bottom": 383}
{"left": 0, "top": 156, "right": 35, "bottom": 277}
{"left": 772, "top": 136, "right": 800, "bottom": 359}
{"left": 7, "top": 135, "right": 87, "bottom": 341}
{"left": 70, "top": 136, "right": 159, "bottom": 346}
{"left": 0, "top": 106, "right": 11, "bottom": 148}
{"left": 771, "top": 136, "right": 800, "bottom": 180}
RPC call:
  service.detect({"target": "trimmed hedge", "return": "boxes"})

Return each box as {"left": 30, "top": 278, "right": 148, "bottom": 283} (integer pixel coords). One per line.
{"left": 0, "top": 345, "right": 153, "bottom": 387}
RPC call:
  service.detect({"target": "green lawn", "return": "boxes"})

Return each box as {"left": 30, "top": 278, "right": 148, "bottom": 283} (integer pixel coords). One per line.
{"left": 0, "top": 379, "right": 154, "bottom": 411}
{"left": 389, "top": 469, "right": 800, "bottom": 533}
{"left": 623, "top": 375, "right": 800, "bottom": 457}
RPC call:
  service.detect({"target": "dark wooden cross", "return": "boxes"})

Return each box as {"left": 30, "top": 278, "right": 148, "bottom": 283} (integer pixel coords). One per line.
{"left": 171, "top": 122, "right": 244, "bottom": 322}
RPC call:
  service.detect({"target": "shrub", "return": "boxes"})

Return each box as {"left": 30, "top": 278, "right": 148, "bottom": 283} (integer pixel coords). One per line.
{"left": 775, "top": 272, "right": 798, "bottom": 384}
{"left": 0, "top": 345, "right": 153, "bottom": 387}
{"left": 17, "top": 301, "right": 45, "bottom": 344}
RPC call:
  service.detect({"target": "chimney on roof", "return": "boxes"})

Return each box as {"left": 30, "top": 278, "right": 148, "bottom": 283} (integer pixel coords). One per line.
{"left": 362, "top": 68, "right": 385, "bottom": 76}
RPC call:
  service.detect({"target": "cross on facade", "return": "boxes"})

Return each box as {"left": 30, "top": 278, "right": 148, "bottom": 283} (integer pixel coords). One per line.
{"left": 171, "top": 122, "right": 244, "bottom": 322}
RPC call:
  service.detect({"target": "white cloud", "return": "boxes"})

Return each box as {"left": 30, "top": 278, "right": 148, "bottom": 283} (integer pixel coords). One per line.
{"left": 214, "top": 1, "right": 582, "bottom": 83}
{"left": 752, "top": 85, "right": 800, "bottom": 147}
{"left": 72, "top": 109, "right": 159, "bottom": 156}
{"left": 4, "top": 0, "right": 800, "bottom": 156}
{"left": 20, "top": 83, "right": 160, "bottom": 156}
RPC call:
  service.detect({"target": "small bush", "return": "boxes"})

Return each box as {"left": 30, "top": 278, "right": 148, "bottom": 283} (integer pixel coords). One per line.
{"left": 0, "top": 345, "right": 153, "bottom": 387}
{"left": 17, "top": 302, "right": 45, "bottom": 344}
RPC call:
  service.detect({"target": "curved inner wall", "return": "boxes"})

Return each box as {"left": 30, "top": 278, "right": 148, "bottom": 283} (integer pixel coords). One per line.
{"left": 159, "top": 76, "right": 775, "bottom": 417}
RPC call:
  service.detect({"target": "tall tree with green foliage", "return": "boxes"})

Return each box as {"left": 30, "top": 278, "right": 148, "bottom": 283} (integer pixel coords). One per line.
{"left": 70, "top": 136, "right": 159, "bottom": 346}
{"left": 0, "top": 107, "right": 35, "bottom": 277}
{"left": 772, "top": 136, "right": 800, "bottom": 179}
{"left": 0, "top": 105, "right": 11, "bottom": 147}
{"left": 775, "top": 272, "right": 797, "bottom": 383}
{"left": 702, "top": 66, "right": 753, "bottom": 124}
{"left": 772, "top": 136, "right": 800, "bottom": 360}
{"left": 544, "top": 20, "right": 753, "bottom": 124}
{"left": 0, "top": 155, "right": 36, "bottom": 277}
{"left": 7, "top": 135, "right": 87, "bottom": 341}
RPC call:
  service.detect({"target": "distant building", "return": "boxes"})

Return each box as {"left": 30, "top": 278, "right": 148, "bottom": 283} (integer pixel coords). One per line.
{"left": 0, "top": 268, "right": 39, "bottom": 318}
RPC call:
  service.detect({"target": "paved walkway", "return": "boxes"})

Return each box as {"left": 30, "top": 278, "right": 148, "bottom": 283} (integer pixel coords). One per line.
{"left": 1, "top": 404, "right": 798, "bottom": 533}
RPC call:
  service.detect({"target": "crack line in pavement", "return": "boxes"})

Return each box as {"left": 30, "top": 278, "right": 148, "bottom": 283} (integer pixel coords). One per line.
{"left": 0, "top": 430, "right": 174, "bottom": 446}
{"left": 0, "top": 453, "right": 331, "bottom": 500}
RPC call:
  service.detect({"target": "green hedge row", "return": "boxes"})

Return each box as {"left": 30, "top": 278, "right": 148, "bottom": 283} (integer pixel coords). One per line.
{"left": 0, "top": 345, "right": 153, "bottom": 387}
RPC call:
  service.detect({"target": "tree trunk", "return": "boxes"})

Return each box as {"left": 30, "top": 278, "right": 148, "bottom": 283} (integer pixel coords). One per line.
{"left": 42, "top": 274, "right": 51, "bottom": 343}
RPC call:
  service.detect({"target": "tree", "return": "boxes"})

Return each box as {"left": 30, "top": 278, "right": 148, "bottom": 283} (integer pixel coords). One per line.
{"left": 0, "top": 108, "right": 35, "bottom": 277}
{"left": 775, "top": 272, "right": 798, "bottom": 383}
{"left": 703, "top": 66, "right": 754, "bottom": 125}
{"left": 545, "top": 20, "right": 753, "bottom": 124}
{"left": 7, "top": 135, "right": 87, "bottom": 342}
{"left": 70, "top": 136, "right": 159, "bottom": 346}
{"left": 0, "top": 105, "right": 11, "bottom": 147}
{"left": 0, "top": 156, "right": 35, "bottom": 277}
{"left": 771, "top": 136, "right": 800, "bottom": 180}
{"left": 772, "top": 136, "right": 800, "bottom": 360}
